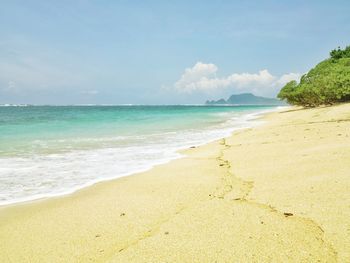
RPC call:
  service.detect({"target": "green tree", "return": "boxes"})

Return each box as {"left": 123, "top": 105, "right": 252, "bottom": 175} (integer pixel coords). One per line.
{"left": 278, "top": 46, "right": 350, "bottom": 107}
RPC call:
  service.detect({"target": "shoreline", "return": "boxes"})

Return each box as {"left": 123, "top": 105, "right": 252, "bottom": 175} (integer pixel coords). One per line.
{"left": 1, "top": 103, "right": 349, "bottom": 262}
{"left": 0, "top": 106, "right": 282, "bottom": 208}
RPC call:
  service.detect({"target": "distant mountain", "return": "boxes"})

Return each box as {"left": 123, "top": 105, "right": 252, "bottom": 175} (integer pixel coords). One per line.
{"left": 205, "top": 93, "right": 286, "bottom": 105}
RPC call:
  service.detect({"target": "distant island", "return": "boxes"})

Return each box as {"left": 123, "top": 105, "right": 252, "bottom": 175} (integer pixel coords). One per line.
{"left": 205, "top": 93, "right": 286, "bottom": 106}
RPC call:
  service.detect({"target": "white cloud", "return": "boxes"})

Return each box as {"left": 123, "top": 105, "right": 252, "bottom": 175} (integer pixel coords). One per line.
{"left": 0, "top": 55, "right": 86, "bottom": 95}
{"left": 7, "top": 80, "right": 17, "bottom": 91}
{"left": 0, "top": 80, "right": 23, "bottom": 94}
{"left": 174, "top": 62, "right": 302, "bottom": 96}
{"left": 275, "top": 72, "right": 302, "bottom": 86}
{"left": 174, "top": 62, "right": 219, "bottom": 92}
{"left": 81, "top": 90, "right": 99, "bottom": 95}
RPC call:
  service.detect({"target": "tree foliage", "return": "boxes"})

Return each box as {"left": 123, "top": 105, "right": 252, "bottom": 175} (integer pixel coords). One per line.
{"left": 278, "top": 46, "right": 350, "bottom": 107}
{"left": 330, "top": 46, "right": 350, "bottom": 60}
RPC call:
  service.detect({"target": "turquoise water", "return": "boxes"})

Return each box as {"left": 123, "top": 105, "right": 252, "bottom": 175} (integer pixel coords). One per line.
{"left": 0, "top": 105, "right": 277, "bottom": 205}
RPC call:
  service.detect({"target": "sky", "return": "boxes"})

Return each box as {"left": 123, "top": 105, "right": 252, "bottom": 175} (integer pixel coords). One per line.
{"left": 0, "top": 0, "right": 349, "bottom": 105}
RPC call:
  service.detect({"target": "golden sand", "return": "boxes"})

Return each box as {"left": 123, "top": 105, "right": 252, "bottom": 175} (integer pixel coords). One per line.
{"left": 0, "top": 103, "right": 349, "bottom": 262}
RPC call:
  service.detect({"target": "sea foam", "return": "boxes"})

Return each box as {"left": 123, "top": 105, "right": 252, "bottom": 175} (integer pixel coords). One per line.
{"left": 0, "top": 106, "right": 278, "bottom": 205}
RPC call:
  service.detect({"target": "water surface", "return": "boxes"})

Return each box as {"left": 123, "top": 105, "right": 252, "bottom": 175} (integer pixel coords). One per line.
{"left": 0, "top": 105, "right": 277, "bottom": 205}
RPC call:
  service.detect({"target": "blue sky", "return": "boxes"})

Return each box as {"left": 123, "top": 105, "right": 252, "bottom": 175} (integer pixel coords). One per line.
{"left": 0, "top": 0, "right": 349, "bottom": 104}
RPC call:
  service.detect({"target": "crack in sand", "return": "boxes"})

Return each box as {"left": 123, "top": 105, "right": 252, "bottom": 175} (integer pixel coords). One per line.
{"left": 218, "top": 138, "right": 339, "bottom": 261}
{"left": 112, "top": 141, "right": 237, "bottom": 257}
{"left": 112, "top": 138, "right": 338, "bottom": 261}
{"left": 217, "top": 138, "right": 254, "bottom": 200}
{"left": 116, "top": 206, "right": 189, "bottom": 254}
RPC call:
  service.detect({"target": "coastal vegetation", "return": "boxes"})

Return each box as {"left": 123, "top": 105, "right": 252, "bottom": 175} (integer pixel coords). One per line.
{"left": 278, "top": 46, "right": 350, "bottom": 107}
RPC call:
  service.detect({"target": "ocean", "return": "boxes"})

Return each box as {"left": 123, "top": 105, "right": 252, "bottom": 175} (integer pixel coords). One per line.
{"left": 0, "top": 105, "right": 278, "bottom": 205}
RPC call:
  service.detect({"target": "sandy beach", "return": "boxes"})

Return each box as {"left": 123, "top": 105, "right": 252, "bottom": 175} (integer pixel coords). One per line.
{"left": 0, "top": 103, "right": 349, "bottom": 262}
